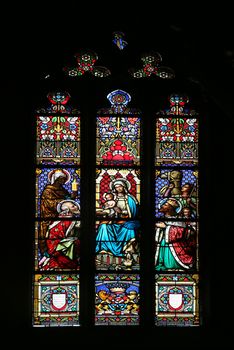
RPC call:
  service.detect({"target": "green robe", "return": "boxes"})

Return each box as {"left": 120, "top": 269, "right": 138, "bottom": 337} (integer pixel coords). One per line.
{"left": 155, "top": 238, "right": 181, "bottom": 271}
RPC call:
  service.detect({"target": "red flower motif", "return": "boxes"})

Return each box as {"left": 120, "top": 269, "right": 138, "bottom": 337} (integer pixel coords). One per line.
{"left": 128, "top": 117, "right": 138, "bottom": 125}
{"left": 99, "top": 117, "right": 110, "bottom": 124}
{"left": 114, "top": 140, "right": 122, "bottom": 146}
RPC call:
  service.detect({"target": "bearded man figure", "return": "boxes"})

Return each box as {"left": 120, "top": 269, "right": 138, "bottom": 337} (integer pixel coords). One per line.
{"left": 155, "top": 197, "right": 196, "bottom": 271}
{"left": 39, "top": 199, "right": 80, "bottom": 270}
{"left": 39, "top": 169, "right": 78, "bottom": 255}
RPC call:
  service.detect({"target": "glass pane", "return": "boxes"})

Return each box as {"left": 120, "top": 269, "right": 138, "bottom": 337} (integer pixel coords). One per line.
{"left": 95, "top": 220, "right": 140, "bottom": 271}
{"left": 36, "top": 115, "right": 80, "bottom": 165}
{"left": 35, "top": 168, "right": 80, "bottom": 219}
{"left": 156, "top": 118, "right": 198, "bottom": 166}
{"left": 63, "top": 50, "right": 111, "bottom": 78}
{"left": 96, "top": 168, "right": 140, "bottom": 218}
{"left": 33, "top": 274, "right": 80, "bottom": 327}
{"left": 96, "top": 116, "right": 141, "bottom": 166}
{"left": 95, "top": 274, "right": 140, "bottom": 325}
{"left": 35, "top": 221, "right": 81, "bottom": 271}
{"left": 155, "top": 221, "right": 198, "bottom": 272}
{"left": 155, "top": 169, "right": 198, "bottom": 219}
{"left": 155, "top": 274, "right": 199, "bottom": 326}
{"left": 156, "top": 118, "right": 198, "bottom": 143}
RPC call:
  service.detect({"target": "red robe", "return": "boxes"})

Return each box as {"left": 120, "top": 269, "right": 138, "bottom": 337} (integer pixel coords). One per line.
{"left": 42, "top": 220, "right": 80, "bottom": 270}
{"left": 155, "top": 222, "right": 196, "bottom": 269}
{"left": 167, "top": 224, "right": 196, "bottom": 267}
{"left": 39, "top": 184, "right": 71, "bottom": 254}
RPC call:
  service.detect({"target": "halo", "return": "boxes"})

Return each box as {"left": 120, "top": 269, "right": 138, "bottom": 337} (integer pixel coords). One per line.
{"left": 57, "top": 199, "right": 80, "bottom": 213}
{"left": 110, "top": 178, "right": 131, "bottom": 191}
{"left": 48, "top": 169, "right": 70, "bottom": 184}
{"left": 158, "top": 197, "right": 182, "bottom": 214}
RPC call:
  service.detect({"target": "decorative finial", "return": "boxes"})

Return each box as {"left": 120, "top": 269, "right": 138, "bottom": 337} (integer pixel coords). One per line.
{"left": 169, "top": 94, "right": 189, "bottom": 115}
{"left": 46, "top": 92, "right": 71, "bottom": 112}
{"left": 47, "top": 91, "right": 70, "bottom": 105}
{"left": 107, "top": 89, "right": 131, "bottom": 113}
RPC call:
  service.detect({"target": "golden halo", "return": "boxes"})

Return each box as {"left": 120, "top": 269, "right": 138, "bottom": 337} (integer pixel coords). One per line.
{"left": 48, "top": 169, "right": 70, "bottom": 184}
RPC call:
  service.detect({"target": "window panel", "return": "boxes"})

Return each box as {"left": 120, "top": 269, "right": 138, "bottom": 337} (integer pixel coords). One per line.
{"left": 35, "top": 167, "right": 80, "bottom": 219}
{"left": 96, "top": 115, "right": 141, "bottom": 166}
{"left": 33, "top": 92, "right": 81, "bottom": 327}
{"left": 96, "top": 168, "right": 140, "bottom": 218}
{"left": 155, "top": 104, "right": 198, "bottom": 167}
{"left": 155, "top": 95, "right": 200, "bottom": 326}
{"left": 155, "top": 221, "right": 198, "bottom": 272}
{"left": 96, "top": 220, "right": 140, "bottom": 271}
{"left": 33, "top": 274, "right": 80, "bottom": 327}
{"left": 34, "top": 221, "right": 81, "bottom": 271}
{"left": 155, "top": 169, "right": 198, "bottom": 219}
{"left": 155, "top": 274, "right": 199, "bottom": 326}
{"left": 95, "top": 90, "right": 141, "bottom": 325}
{"left": 95, "top": 274, "right": 140, "bottom": 325}
{"left": 36, "top": 92, "right": 80, "bottom": 165}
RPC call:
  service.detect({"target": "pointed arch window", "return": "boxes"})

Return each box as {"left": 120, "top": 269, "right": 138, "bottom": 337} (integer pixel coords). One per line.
{"left": 31, "top": 50, "right": 202, "bottom": 329}
{"left": 95, "top": 90, "right": 141, "bottom": 325}
{"left": 33, "top": 92, "right": 81, "bottom": 327}
{"left": 155, "top": 95, "right": 200, "bottom": 326}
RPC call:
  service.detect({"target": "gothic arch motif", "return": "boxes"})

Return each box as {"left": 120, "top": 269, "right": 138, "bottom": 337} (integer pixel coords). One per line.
{"left": 32, "top": 35, "right": 201, "bottom": 328}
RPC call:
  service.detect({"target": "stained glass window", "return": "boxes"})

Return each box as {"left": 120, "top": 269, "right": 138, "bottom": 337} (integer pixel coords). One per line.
{"left": 95, "top": 90, "right": 141, "bottom": 325}
{"left": 63, "top": 50, "right": 111, "bottom": 78}
{"left": 32, "top": 89, "right": 202, "bottom": 328}
{"left": 33, "top": 92, "right": 81, "bottom": 327}
{"left": 129, "top": 52, "right": 175, "bottom": 79}
{"left": 154, "top": 95, "right": 200, "bottom": 326}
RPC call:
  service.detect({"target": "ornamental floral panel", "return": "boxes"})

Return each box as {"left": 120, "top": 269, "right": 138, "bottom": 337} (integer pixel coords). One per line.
{"left": 36, "top": 92, "right": 80, "bottom": 165}
{"left": 96, "top": 115, "right": 141, "bottom": 166}
{"left": 95, "top": 274, "right": 140, "bottom": 325}
{"left": 155, "top": 118, "right": 198, "bottom": 166}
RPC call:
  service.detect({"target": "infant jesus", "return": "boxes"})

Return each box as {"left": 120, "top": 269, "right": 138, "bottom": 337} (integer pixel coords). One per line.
{"left": 96, "top": 192, "right": 122, "bottom": 217}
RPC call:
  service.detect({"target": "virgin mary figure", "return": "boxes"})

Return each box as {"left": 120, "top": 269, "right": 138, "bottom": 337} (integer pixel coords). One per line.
{"left": 95, "top": 178, "right": 140, "bottom": 266}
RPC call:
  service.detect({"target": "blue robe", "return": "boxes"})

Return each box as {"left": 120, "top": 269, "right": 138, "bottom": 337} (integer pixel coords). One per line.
{"left": 96, "top": 195, "right": 140, "bottom": 256}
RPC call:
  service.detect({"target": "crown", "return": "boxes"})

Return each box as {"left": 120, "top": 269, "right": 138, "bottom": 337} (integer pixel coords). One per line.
{"left": 167, "top": 198, "right": 179, "bottom": 208}
{"left": 108, "top": 282, "right": 128, "bottom": 293}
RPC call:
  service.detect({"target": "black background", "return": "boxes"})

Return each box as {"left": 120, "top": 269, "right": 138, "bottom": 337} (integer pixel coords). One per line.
{"left": 3, "top": 4, "right": 233, "bottom": 348}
